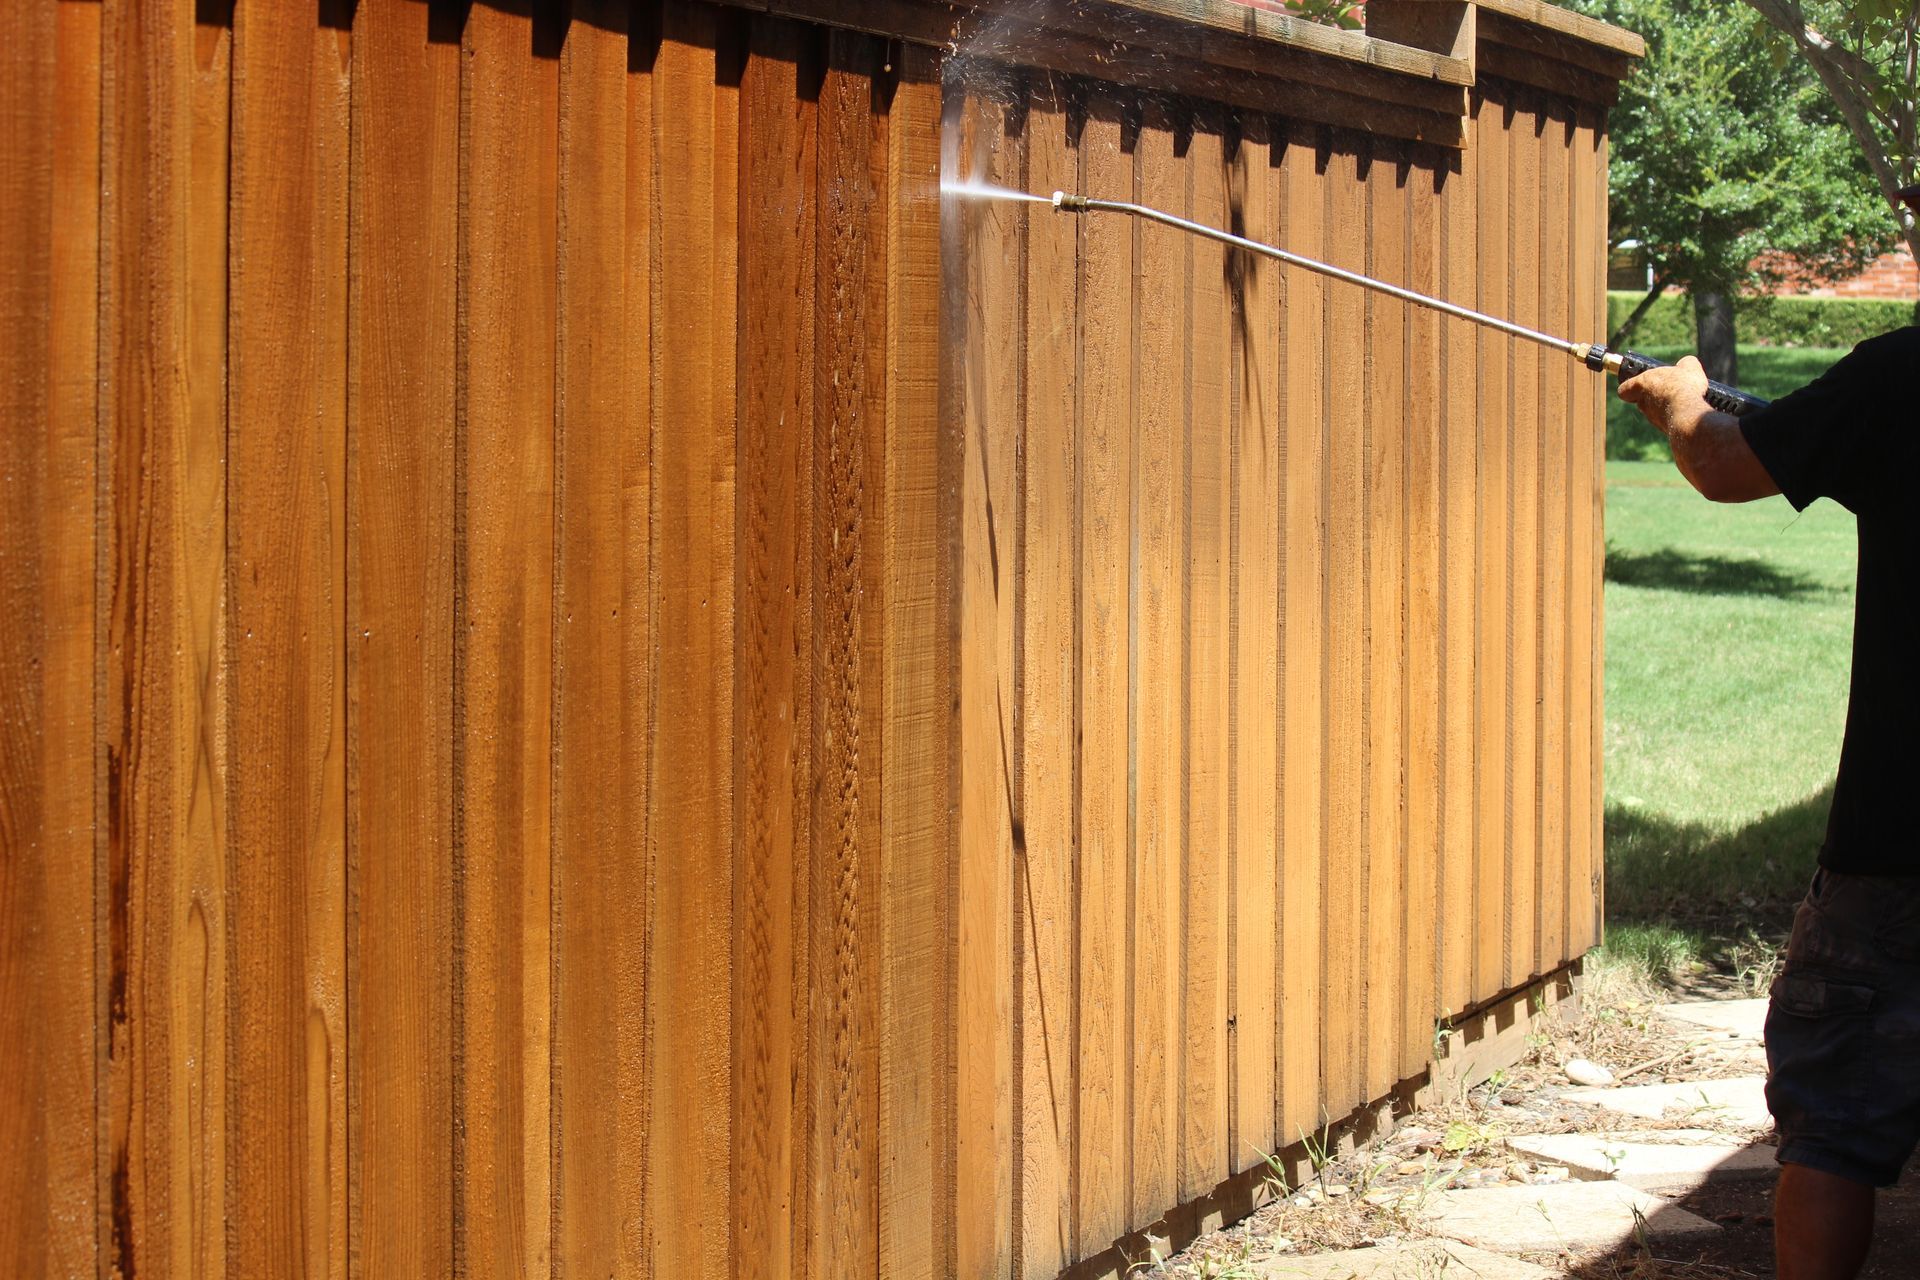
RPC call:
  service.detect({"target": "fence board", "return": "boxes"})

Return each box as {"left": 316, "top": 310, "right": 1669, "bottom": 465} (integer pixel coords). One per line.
{"left": 1569, "top": 108, "right": 1602, "bottom": 955}
{"left": 1506, "top": 92, "right": 1542, "bottom": 989}
{"left": 735, "top": 19, "right": 816, "bottom": 1280}
{"left": 1537, "top": 103, "right": 1571, "bottom": 971}
{"left": 1472, "top": 90, "right": 1512, "bottom": 1001}
{"left": 555, "top": 5, "right": 641, "bottom": 1274}
{"left": 1232, "top": 114, "right": 1282, "bottom": 1167}
{"left": 1132, "top": 100, "right": 1185, "bottom": 1224}
{"left": 100, "top": 0, "right": 195, "bottom": 1269}
{"left": 347, "top": 3, "right": 458, "bottom": 1272}
{"left": 1437, "top": 139, "right": 1478, "bottom": 1021}
{"left": 1276, "top": 118, "right": 1327, "bottom": 1150}
{"left": 1322, "top": 140, "right": 1368, "bottom": 1119}
{"left": 955, "top": 79, "right": 1018, "bottom": 1280}
{"left": 1403, "top": 154, "right": 1442, "bottom": 1077}
{"left": 1183, "top": 113, "right": 1233, "bottom": 1203}
{"left": 648, "top": 10, "right": 736, "bottom": 1277}
{"left": 1079, "top": 89, "right": 1135, "bottom": 1257}
{"left": 880, "top": 45, "right": 949, "bottom": 1277}
{"left": 1018, "top": 78, "right": 1079, "bottom": 1280}
{"left": 230, "top": 4, "right": 353, "bottom": 1275}
{"left": 1363, "top": 143, "right": 1407, "bottom": 1104}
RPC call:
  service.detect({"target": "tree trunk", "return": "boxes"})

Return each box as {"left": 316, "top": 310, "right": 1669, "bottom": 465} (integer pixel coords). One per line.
{"left": 1694, "top": 290, "right": 1738, "bottom": 387}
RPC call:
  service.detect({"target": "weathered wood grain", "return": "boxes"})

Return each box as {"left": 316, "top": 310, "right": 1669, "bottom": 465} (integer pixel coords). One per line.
{"left": 735, "top": 19, "right": 816, "bottom": 1280}
{"left": 880, "top": 43, "right": 950, "bottom": 1279}
{"left": 459, "top": 6, "right": 558, "bottom": 1276}
{"left": 955, "top": 78, "right": 1019, "bottom": 1280}
{"left": 1018, "top": 76, "right": 1080, "bottom": 1280}
{"left": 347, "top": 3, "right": 457, "bottom": 1273}
{"left": 648, "top": 9, "right": 735, "bottom": 1278}
{"left": 1183, "top": 110, "right": 1233, "bottom": 1204}
{"left": 1277, "top": 117, "right": 1327, "bottom": 1150}
{"left": 1132, "top": 100, "right": 1185, "bottom": 1222}
{"left": 1232, "top": 111, "right": 1282, "bottom": 1168}
{"left": 1079, "top": 88, "right": 1135, "bottom": 1257}
{"left": 1570, "top": 109, "right": 1603, "bottom": 955}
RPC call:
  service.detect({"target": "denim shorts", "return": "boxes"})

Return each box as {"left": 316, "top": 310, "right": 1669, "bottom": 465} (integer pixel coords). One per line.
{"left": 1765, "top": 868, "right": 1920, "bottom": 1187}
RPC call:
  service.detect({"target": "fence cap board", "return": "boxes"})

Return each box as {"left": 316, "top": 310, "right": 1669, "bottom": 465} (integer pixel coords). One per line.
{"left": 734, "top": 0, "right": 1642, "bottom": 140}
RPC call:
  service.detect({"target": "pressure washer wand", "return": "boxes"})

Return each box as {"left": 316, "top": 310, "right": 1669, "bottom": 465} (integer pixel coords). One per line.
{"left": 1050, "top": 192, "right": 1770, "bottom": 419}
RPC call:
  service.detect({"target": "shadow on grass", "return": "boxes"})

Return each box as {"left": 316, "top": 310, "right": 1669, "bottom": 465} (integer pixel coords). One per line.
{"left": 1606, "top": 783, "right": 1831, "bottom": 924}
{"left": 1604, "top": 544, "right": 1830, "bottom": 600}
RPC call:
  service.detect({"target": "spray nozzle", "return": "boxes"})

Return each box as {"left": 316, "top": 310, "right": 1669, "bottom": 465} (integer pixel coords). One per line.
{"left": 1052, "top": 191, "right": 1091, "bottom": 212}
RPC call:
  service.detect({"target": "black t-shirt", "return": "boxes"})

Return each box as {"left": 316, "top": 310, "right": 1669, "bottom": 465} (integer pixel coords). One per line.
{"left": 1738, "top": 325, "right": 1920, "bottom": 874}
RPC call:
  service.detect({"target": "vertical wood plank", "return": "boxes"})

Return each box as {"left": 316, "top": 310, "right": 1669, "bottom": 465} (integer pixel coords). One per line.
{"left": 348, "top": 3, "right": 458, "bottom": 1273}
{"left": 735, "top": 19, "right": 814, "bottom": 1280}
{"left": 1362, "top": 142, "right": 1406, "bottom": 1103}
{"left": 1276, "top": 118, "right": 1326, "bottom": 1150}
{"left": 228, "top": 2, "right": 350, "bottom": 1275}
{"left": 1568, "top": 108, "right": 1602, "bottom": 956}
{"left": 1321, "top": 138, "right": 1368, "bottom": 1117}
{"left": 1183, "top": 111, "right": 1232, "bottom": 1204}
{"left": 880, "top": 42, "right": 950, "bottom": 1280}
{"left": 623, "top": 10, "right": 657, "bottom": 1269}
{"left": 1, "top": 5, "right": 98, "bottom": 1273}
{"left": 1437, "top": 135, "right": 1477, "bottom": 1020}
{"left": 459, "top": 7, "right": 558, "bottom": 1277}
{"left": 1537, "top": 104, "right": 1570, "bottom": 972}
{"left": 554, "top": 4, "right": 642, "bottom": 1275}
{"left": 954, "top": 77, "right": 1018, "bottom": 1280}
{"left": 1594, "top": 128, "right": 1609, "bottom": 949}
{"left": 1506, "top": 95, "right": 1541, "bottom": 989}
{"left": 1472, "top": 92, "right": 1511, "bottom": 1000}
{"left": 183, "top": 11, "right": 233, "bottom": 1272}
{"left": 647, "top": 9, "right": 736, "bottom": 1278}
{"left": 1131, "top": 100, "right": 1184, "bottom": 1222}
{"left": 1231, "top": 112, "right": 1281, "bottom": 1170}
{"left": 1402, "top": 152, "right": 1442, "bottom": 1077}
{"left": 1018, "top": 76, "right": 1078, "bottom": 1280}
{"left": 1079, "top": 88, "right": 1134, "bottom": 1257}
{"left": 808, "top": 31, "right": 885, "bottom": 1280}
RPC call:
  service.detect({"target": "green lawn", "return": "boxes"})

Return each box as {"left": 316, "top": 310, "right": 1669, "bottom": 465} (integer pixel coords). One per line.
{"left": 1606, "top": 345, "right": 1849, "bottom": 461}
{"left": 1599, "top": 451, "right": 1857, "bottom": 976}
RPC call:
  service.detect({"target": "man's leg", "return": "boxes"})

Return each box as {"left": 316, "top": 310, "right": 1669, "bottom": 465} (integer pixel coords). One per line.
{"left": 1775, "top": 1161, "right": 1874, "bottom": 1280}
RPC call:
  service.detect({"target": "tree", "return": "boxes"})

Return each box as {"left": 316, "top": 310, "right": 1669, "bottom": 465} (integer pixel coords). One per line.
{"left": 1569, "top": 0, "right": 1895, "bottom": 384}
{"left": 1738, "top": 0, "right": 1920, "bottom": 265}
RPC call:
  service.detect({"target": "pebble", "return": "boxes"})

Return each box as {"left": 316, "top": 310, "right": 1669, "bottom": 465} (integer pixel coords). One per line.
{"left": 1565, "top": 1058, "right": 1616, "bottom": 1087}
{"left": 1531, "top": 1165, "right": 1571, "bottom": 1185}
{"left": 1396, "top": 1160, "right": 1428, "bottom": 1176}
{"left": 1401, "top": 1128, "right": 1443, "bottom": 1152}
{"left": 1288, "top": 1194, "right": 1314, "bottom": 1209}
{"left": 1325, "top": 1184, "right": 1350, "bottom": 1198}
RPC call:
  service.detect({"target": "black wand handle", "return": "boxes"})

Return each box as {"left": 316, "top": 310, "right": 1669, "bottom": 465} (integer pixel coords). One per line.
{"left": 1609, "top": 349, "right": 1772, "bottom": 418}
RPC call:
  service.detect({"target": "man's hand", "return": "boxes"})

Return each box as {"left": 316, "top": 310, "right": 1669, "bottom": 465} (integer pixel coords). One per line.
{"left": 1619, "top": 355, "right": 1779, "bottom": 503}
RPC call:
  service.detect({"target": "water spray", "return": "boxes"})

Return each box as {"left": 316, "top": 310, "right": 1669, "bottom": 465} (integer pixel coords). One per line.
{"left": 948, "top": 181, "right": 1769, "bottom": 417}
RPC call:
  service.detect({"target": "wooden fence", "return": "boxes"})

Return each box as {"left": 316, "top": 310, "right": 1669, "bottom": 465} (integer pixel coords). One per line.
{"left": 0, "top": 1, "right": 1638, "bottom": 1277}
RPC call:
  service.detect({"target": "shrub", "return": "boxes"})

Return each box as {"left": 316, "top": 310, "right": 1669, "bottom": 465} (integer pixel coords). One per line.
{"left": 1607, "top": 292, "right": 1918, "bottom": 351}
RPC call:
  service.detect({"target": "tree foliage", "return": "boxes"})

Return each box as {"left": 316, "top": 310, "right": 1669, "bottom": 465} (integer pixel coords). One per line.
{"left": 1568, "top": 0, "right": 1897, "bottom": 360}
{"left": 1278, "top": 0, "right": 1365, "bottom": 31}
{"left": 1738, "top": 0, "right": 1920, "bottom": 263}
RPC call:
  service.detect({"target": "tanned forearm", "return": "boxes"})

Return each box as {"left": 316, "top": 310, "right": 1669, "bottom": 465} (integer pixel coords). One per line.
{"left": 1618, "top": 356, "right": 1780, "bottom": 503}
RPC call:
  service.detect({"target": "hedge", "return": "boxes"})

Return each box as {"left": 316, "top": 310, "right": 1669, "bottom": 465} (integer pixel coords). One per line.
{"left": 1605, "top": 292, "right": 1918, "bottom": 350}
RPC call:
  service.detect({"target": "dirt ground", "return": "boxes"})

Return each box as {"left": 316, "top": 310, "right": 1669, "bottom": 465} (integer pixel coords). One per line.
{"left": 1147, "top": 968, "right": 1920, "bottom": 1279}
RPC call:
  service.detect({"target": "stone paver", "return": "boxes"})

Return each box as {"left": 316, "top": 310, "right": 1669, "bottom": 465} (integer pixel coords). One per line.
{"left": 1663, "top": 998, "right": 1769, "bottom": 1041}
{"left": 1417, "top": 1181, "right": 1721, "bottom": 1254}
{"left": 1250, "top": 1239, "right": 1558, "bottom": 1279}
{"left": 1562, "top": 1075, "right": 1773, "bottom": 1131}
{"left": 1506, "top": 1130, "right": 1778, "bottom": 1194}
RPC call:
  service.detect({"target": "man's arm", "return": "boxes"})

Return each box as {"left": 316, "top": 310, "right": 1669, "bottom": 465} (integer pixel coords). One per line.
{"left": 1618, "top": 355, "right": 1781, "bottom": 503}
